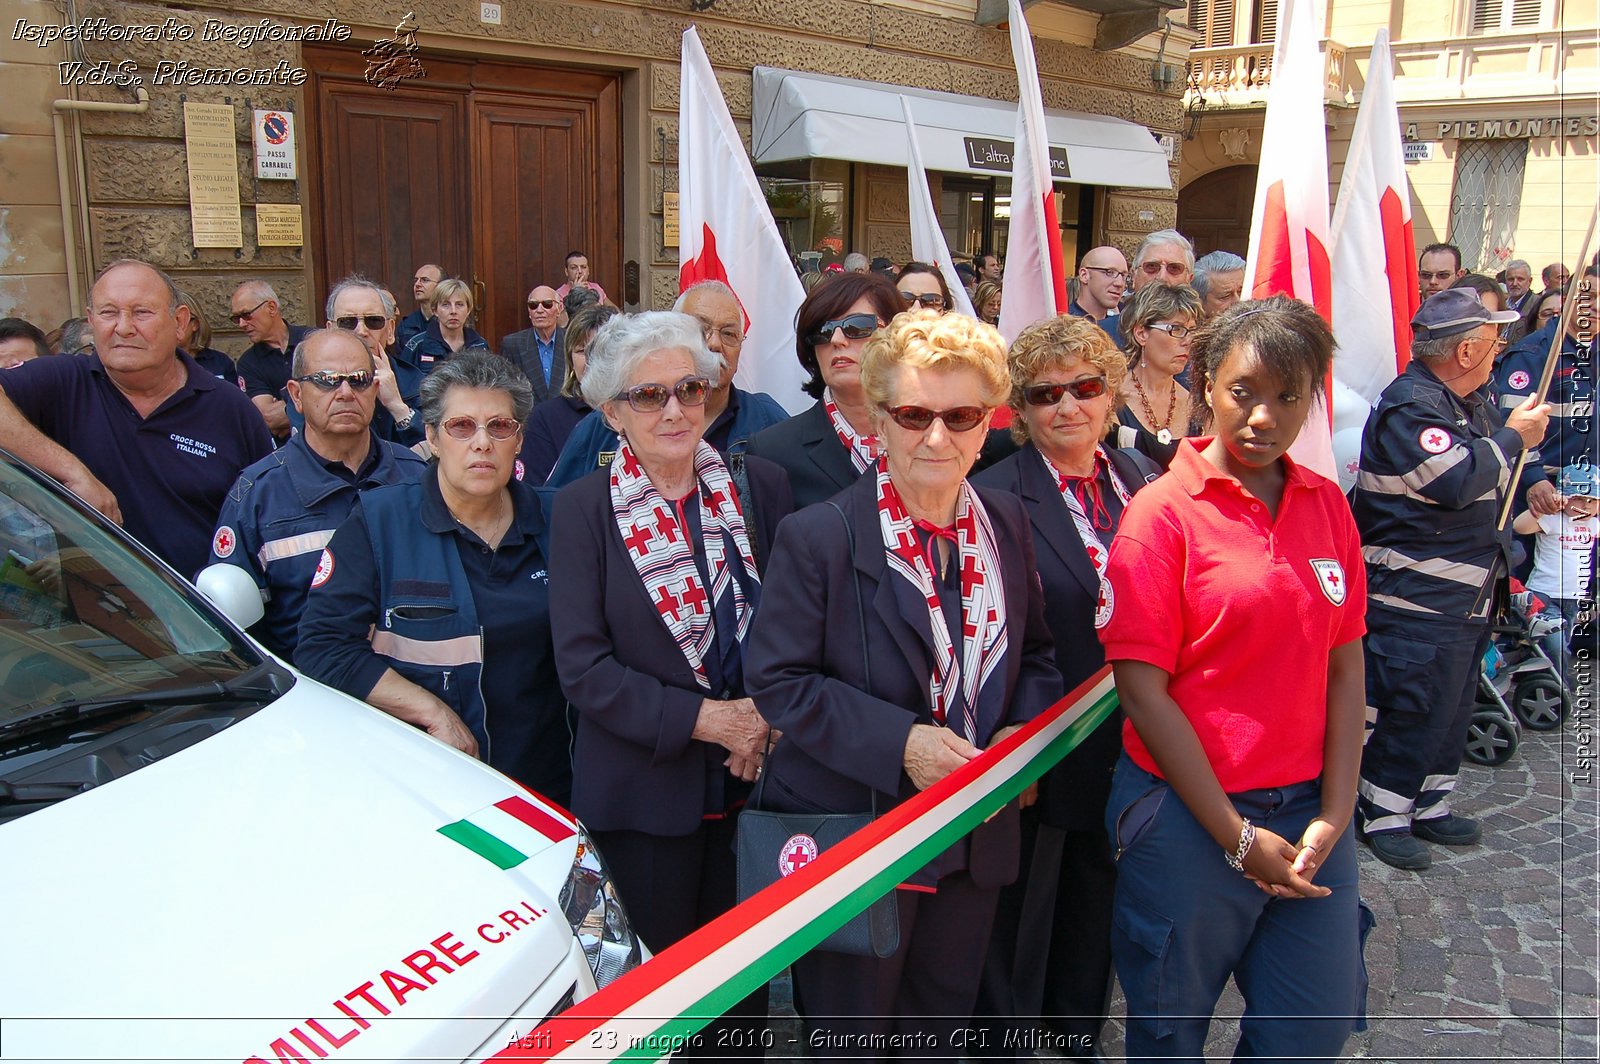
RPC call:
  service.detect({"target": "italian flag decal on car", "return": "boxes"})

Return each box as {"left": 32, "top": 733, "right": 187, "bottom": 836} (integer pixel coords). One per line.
{"left": 438, "top": 796, "right": 575, "bottom": 870}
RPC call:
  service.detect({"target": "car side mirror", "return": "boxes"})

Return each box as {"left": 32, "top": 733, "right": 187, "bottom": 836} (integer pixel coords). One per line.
{"left": 195, "top": 563, "right": 264, "bottom": 630}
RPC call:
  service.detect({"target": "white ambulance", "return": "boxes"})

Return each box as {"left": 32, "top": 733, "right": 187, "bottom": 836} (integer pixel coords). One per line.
{"left": 0, "top": 450, "right": 642, "bottom": 1063}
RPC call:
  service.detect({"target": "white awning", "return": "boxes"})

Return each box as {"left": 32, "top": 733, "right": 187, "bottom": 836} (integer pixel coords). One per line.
{"left": 752, "top": 67, "right": 1172, "bottom": 190}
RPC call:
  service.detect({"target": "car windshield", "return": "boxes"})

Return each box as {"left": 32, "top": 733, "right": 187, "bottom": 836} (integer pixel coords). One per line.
{"left": 0, "top": 453, "right": 258, "bottom": 729}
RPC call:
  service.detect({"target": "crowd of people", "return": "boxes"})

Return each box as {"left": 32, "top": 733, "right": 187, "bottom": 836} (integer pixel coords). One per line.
{"left": 0, "top": 225, "right": 1590, "bottom": 1061}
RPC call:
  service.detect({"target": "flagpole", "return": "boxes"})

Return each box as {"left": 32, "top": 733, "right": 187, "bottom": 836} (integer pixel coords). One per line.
{"left": 1496, "top": 202, "right": 1599, "bottom": 530}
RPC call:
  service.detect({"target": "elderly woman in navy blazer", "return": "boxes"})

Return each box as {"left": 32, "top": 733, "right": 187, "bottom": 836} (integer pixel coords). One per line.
{"left": 746, "top": 272, "right": 906, "bottom": 508}
{"left": 746, "top": 310, "right": 1061, "bottom": 1058}
{"left": 971, "top": 314, "right": 1161, "bottom": 1058}
{"left": 548, "top": 310, "right": 791, "bottom": 1050}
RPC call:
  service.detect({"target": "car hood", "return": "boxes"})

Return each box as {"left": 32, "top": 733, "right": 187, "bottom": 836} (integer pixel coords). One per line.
{"left": 0, "top": 676, "right": 582, "bottom": 1063}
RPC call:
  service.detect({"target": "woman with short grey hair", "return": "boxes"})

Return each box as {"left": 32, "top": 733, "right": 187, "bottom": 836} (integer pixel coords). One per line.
{"left": 578, "top": 310, "right": 723, "bottom": 408}
{"left": 298, "top": 350, "right": 572, "bottom": 805}
{"left": 549, "top": 310, "right": 793, "bottom": 1049}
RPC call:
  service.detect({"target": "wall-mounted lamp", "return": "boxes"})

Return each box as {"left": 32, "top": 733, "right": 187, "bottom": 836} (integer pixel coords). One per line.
{"left": 1150, "top": 18, "right": 1181, "bottom": 92}
{"left": 1184, "top": 94, "right": 1207, "bottom": 141}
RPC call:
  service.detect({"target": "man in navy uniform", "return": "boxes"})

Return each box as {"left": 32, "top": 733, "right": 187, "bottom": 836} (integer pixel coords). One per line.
{"left": 1354, "top": 289, "right": 1552, "bottom": 871}
{"left": 1496, "top": 266, "right": 1597, "bottom": 476}
{"left": 0, "top": 259, "right": 272, "bottom": 577}
{"left": 232, "top": 280, "right": 312, "bottom": 441}
{"left": 210, "top": 328, "right": 424, "bottom": 658}
{"left": 396, "top": 263, "right": 443, "bottom": 349}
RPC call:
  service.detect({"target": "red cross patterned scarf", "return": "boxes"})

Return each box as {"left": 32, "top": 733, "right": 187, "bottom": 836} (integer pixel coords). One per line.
{"left": 876, "top": 458, "right": 1008, "bottom": 741}
{"left": 1041, "top": 445, "right": 1132, "bottom": 629}
{"left": 611, "top": 438, "right": 759, "bottom": 690}
{"left": 824, "top": 389, "right": 880, "bottom": 474}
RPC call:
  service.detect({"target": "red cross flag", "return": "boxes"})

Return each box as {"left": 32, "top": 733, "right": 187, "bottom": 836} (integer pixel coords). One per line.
{"left": 1243, "top": 0, "right": 1335, "bottom": 481}
{"left": 678, "top": 26, "right": 808, "bottom": 413}
{"left": 1330, "top": 29, "right": 1418, "bottom": 409}
{"left": 996, "top": 0, "right": 1067, "bottom": 345}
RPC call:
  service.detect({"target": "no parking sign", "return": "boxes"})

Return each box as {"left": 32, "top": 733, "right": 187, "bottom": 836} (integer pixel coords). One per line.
{"left": 253, "top": 109, "right": 297, "bottom": 180}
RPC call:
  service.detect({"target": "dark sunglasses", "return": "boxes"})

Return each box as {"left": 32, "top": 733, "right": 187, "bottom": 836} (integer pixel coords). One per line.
{"left": 615, "top": 376, "right": 711, "bottom": 413}
{"left": 804, "top": 313, "right": 879, "bottom": 347}
{"left": 293, "top": 370, "right": 375, "bottom": 391}
{"left": 880, "top": 404, "right": 988, "bottom": 433}
{"left": 440, "top": 416, "right": 521, "bottom": 441}
{"left": 232, "top": 298, "right": 270, "bottom": 323}
{"left": 1024, "top": 377, "right": 1109, "bottom": 405}
{"left": 899, "top": 291, "right": 946, "bottom": 308}
{"left": 334, "top": 314, "right": 389, "bottom": 331}
{"left": 528, "top": 299, "right": 560, "bottom": 310}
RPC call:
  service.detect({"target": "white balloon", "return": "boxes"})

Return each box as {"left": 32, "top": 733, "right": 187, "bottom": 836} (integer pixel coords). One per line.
{"left": 1332, "top": 426, "right": 1364, "bottom": 494}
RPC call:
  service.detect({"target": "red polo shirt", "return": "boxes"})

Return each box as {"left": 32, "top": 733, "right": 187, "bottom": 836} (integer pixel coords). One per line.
{"left": 1099, "top": 438, "right": 1366, "bottom": 792}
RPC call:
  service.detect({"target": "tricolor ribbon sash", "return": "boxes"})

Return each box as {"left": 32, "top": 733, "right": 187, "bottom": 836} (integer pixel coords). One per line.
{"left": 492, "top": 667, "right": 1118, "bottom": 1062}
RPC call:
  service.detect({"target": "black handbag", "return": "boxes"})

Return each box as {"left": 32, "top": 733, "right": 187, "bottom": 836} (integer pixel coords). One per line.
{"left": 734, "top": 502, "right": 900, "bottom": 958}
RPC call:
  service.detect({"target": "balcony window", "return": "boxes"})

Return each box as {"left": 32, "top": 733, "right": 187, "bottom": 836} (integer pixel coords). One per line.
{"left": 1448, "top": 139, "right": 1529, "bottom": 273}
{"left": 1469, "top": 0, "right": 1546, "bottom": 32}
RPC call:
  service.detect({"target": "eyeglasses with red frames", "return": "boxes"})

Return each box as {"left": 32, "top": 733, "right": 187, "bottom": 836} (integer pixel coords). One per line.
{"left": 1023, "top": 377, "right": 1109, "bottom": 405}
{"left": 880, "top": 404, "right": 989, "bottom": 433}
{"left": 439, "top": 416, "right": 522, "bottom": 441}
{"left": 614, "top": 376, "right": 711, "bottom": 413}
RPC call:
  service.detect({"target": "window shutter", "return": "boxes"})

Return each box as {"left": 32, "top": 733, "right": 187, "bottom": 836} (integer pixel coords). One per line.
{"left": 1253, "top": 0, "right": 1279, "bottom": 45}
{"left": 1472, "top": 0, "right": 1504, "bottom": 31}
{"left": 1189, "top": 0, "right": 1236, "bottom": 47}
{"left": 1510, "top": 0, "right": 1541, "bottom": 27}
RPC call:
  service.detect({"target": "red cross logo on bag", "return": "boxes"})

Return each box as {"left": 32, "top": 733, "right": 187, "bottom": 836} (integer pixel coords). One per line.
{"left": 778, "top": 833, "right": 819, "bottom": 877}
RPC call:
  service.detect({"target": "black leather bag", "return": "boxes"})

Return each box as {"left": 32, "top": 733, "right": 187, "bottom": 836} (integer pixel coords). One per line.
{"left": 735, "top": 795, "right": 899, "bottom": 957}
{"left": 734, "top": 501, "right": 900, "bottom": 958}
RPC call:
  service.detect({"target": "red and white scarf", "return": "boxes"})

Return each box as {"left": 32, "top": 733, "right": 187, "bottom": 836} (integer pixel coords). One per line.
{"left": 824, "top": 389, "right": 879, "bottom": 474}
{"left": 611, "top": 438, "right": 759, "bottom": 690}
{"left": 877, "top": 460, "right": 1008, "bottom": 740}
{"left": 1041, "top": 446, "right": 1132, "bottom": 629}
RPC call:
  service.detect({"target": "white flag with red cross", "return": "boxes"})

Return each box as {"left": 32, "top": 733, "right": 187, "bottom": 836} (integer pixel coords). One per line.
{"left": 678, "top": 26, "right": 809, "bottom": 413}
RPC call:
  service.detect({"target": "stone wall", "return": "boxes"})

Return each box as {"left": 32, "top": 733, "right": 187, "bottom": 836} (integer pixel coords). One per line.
{"left": 9, "top": 0, "right": 1183, "bottom": 337}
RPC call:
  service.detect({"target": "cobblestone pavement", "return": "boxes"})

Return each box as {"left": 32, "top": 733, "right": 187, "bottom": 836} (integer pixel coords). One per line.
{"left": 1092, "top": 677, "right": 1600, "bottom": 1062}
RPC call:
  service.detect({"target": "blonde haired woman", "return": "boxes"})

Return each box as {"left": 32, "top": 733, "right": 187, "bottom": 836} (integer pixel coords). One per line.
{"left": 747, "top": 310, "right": 1061, "bottom": 1059}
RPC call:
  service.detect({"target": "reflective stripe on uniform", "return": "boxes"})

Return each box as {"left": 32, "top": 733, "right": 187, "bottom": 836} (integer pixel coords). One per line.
{"left": 371, "top": 629, "right": 483, "bottom": 667}
{"left": 1362, "top": 544, "right": 1494, "bottom": 589}
{"left": 257, "top": 528, "right": 336, "bottom": 566}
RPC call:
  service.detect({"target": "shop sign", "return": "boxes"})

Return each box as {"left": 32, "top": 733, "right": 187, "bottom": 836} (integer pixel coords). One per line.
{"left": 962, "top": 136, "right": 1071, "bottom": 179}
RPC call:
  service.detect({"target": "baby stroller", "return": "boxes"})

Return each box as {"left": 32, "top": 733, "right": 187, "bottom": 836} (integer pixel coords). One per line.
{"left": 1464, "top": 584, "right": 1568, "bottom": 766}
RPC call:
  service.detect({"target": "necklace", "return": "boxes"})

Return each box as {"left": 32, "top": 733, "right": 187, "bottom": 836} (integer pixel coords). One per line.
{"left": 1130, "top": 367, "right": 1179, "bottom": 445}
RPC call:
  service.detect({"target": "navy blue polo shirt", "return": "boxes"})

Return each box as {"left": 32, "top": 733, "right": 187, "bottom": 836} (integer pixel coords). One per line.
{"left": 296, "top": 472, "right": 570, "bottom": 803}
{"left": 1, "top": 351, "right": 274, "bottom": 577}
{"left": 210, "top": 431, "right": 426, "bottom": 658}
{"left": 187, "top": 346, "right": 242, "bottom": 387}
{"left": 237, "top": 323, "right": 312, "bottom": 402}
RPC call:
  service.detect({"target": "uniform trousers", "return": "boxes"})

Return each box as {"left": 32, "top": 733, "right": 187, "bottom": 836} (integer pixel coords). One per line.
{"left": 1357, "top": 606, "right": 1491, "bottom": 836}
{"left": 1105, "top": 757, "right": 1369, "bottom": 1063}
{"left": 791, "top": 871, "right": 1000, "bottom": 1063}
{"left": 592, "top": 817, "right": 768, "bottom": 1058}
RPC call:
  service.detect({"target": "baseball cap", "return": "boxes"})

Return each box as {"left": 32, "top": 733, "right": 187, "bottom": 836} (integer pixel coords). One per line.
{"left": 1411, "top": 288, "right": 1520, "bottom": 340}
{"left": 1559, "top": 464, "right": 1598, "bottom": 499}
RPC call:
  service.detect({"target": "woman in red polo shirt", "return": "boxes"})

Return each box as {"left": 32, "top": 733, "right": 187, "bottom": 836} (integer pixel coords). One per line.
{"left": 1098, "top": 296, "right": 1369, "bottom": 1062}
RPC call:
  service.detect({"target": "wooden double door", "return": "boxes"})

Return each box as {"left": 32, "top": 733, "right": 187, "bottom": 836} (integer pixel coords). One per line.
{"left": 305, "top": 47, "right": 622, "bottom": 347}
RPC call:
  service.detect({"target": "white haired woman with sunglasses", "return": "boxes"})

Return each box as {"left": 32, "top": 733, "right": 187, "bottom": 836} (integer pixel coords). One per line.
{"left": 297, "top": 350, "right": 575, "bottom": 806}
{"left": 746, "top": 311, "right": 1061, "bottom": 1058}
{"left": 548, "top": 311, "right": 793, "bottom": 1052}
{"left": 971, "top": 314, "right": 1162, "bottom": 1055}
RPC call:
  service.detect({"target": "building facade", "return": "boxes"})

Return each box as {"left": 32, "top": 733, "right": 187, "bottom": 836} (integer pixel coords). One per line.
{"left": 2, "top": 0, "right": 1191, "bottom": 353}
{"left": 1178, "top": 0, "right": 1599, "bottom": 280}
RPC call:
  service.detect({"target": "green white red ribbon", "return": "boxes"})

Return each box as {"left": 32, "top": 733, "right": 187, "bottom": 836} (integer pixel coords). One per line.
{"left": 493, "top": 667, "right": 1118, "bottom": 1062}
